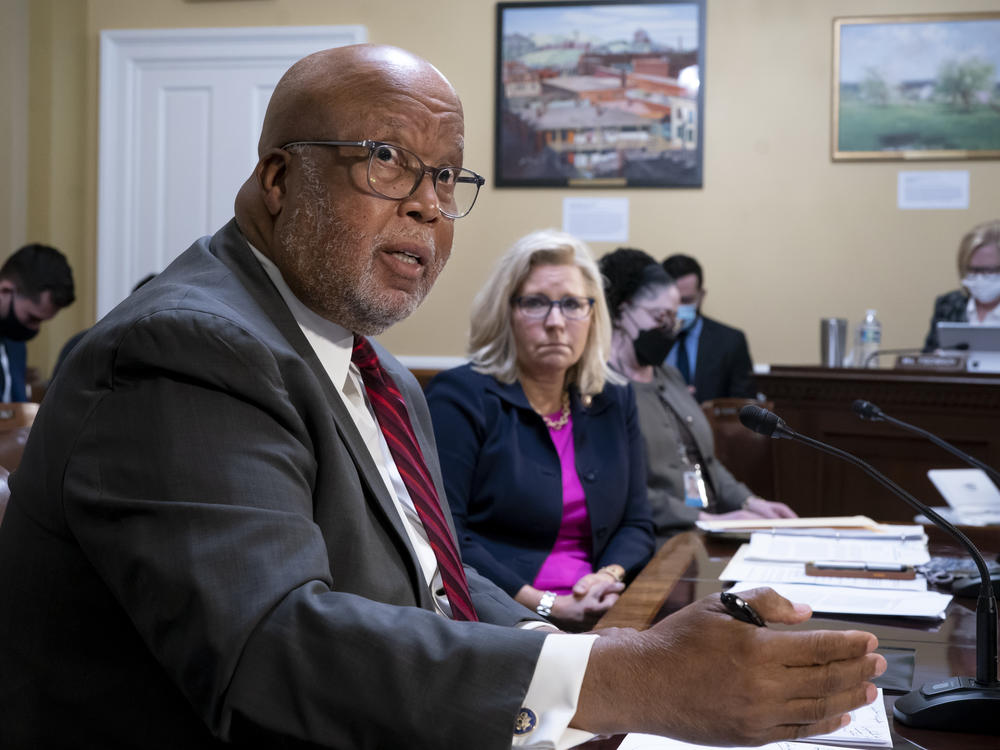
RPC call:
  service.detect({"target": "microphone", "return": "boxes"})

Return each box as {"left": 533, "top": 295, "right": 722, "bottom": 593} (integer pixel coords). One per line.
{"left": 852, "top": 399, "right": 1000, "bottom": 487}
{"left": 738, "top": 404, "right": 1000, "bottom": 734}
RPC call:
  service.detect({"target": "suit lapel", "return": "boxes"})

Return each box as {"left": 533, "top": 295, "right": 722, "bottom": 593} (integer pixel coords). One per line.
{"left": 208, "top": 221, "right": 429, "bottom": 602}
{"left": 693, "top": 319, "right": 717, "bottom": 400}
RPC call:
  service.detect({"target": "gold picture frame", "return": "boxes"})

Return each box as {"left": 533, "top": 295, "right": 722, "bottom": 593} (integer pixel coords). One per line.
{"left": 832, "top": 12, "right": 1000, "bottom": 161}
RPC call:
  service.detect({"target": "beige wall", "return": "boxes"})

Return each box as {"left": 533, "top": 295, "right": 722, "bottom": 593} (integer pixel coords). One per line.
{"left": 13, "top": 0, "right": 1000, "bottom": 376}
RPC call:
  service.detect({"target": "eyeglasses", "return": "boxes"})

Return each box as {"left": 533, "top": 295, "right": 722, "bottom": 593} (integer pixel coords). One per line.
{"left": 966, "top": 266, "right": 1000, "bottom": 277}
{"left": 512, "top": 295, "right": 595, "bottom": 321}
{"left": 281, "top": 139, "right": 485, "bottom": 219}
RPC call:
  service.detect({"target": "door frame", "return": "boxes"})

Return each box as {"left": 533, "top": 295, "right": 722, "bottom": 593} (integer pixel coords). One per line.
{"left": 97, "top": 25, "right": 366, "bottom": 317}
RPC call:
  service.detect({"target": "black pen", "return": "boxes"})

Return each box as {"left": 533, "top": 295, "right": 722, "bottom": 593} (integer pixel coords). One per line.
{"left": 720, "top": 591, "right": 766, "bottom": 627}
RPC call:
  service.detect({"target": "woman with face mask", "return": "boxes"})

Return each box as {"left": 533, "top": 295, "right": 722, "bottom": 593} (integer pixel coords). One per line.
{"left": 924, "top": 220, "right": 1000, "bottom": 352}
{"left": 599, "top": 248, "right": 795, "bottom": 543}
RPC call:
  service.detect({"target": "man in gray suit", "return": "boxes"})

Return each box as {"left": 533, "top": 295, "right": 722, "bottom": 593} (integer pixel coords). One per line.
{"left": 0, "top": 44, "right": 884, "bottom": 748}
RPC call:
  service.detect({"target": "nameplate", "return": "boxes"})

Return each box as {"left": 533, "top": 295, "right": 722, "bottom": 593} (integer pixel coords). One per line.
{"left": 895, "top": 353, "right": 966, "bottom": 371}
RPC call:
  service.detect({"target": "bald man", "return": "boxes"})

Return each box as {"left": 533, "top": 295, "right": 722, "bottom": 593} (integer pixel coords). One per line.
{"left": 0, "top": 45, "right": 884, "bottom": 749}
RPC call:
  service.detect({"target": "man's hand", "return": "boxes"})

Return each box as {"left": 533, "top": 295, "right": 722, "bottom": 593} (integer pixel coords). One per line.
{"left": 572, "top": 587, "right": 886, "bottom": 746}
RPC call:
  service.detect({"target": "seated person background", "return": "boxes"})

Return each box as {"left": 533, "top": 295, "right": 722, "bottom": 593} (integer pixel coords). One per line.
{"left": 426, "top": 229, "right": 654, "bottom": 631}
{"left": 600, "top": 248, "right": 795, "bottom": 541}
{"left": 923, "top": 219, "right": 1000, "bottom": 351}
{"left": 662, "top": 252, "right": 755, "bottom": 402}
{"left": 0, "top": 243, "right": 75, "bottom": 401}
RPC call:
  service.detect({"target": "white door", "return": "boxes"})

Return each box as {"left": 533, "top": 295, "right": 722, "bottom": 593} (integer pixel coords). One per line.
{"left": 97, "top": 26, "right": 366, "bottom": 318}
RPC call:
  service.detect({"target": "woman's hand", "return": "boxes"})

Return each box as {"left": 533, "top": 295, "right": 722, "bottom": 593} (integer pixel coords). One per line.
{"left": 701, "top": 496, "right": 797, "bottom": 521}
{"left": 516, "top": 572, "right": 626, "bottom": 631}
{"left": 551, "top": 574, "right": 625, "bottom": 631}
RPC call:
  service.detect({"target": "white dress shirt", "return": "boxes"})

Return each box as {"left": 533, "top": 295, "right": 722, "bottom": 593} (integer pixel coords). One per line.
{"left": 966, "top": 296, "right": 1000, "bottom": 327}
{"left": 249, "top": 245, "right": 596, "bottom": 749}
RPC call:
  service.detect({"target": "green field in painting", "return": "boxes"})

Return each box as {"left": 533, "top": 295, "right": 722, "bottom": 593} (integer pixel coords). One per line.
{"left": 838, "top": 99, "right": 1000, "bottom": 152}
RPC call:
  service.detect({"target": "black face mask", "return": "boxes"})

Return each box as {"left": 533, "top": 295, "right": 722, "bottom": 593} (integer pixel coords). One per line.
{"left": 0, "top": 292, "right": 39, "bottom": 342}
{"left": 632, "top": 326, "right": 675, "bottom": 367}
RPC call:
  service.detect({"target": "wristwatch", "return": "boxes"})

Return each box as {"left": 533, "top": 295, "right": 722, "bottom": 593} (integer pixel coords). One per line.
{"left": 536, "top": 590, "right": 557, "bottom": 618}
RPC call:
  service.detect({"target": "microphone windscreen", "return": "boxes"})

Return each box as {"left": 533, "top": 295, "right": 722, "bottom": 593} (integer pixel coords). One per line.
{"left": 739, "top": 404, "right": 781, "bottom": 437}
{"left": 852, "top": 399, "right": 883, "bottom": 420}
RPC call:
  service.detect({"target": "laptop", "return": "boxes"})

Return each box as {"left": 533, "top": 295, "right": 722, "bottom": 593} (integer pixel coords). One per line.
{"left": 936, "top": 322, "right": 1000, "bottom": 352}
{"left": 927, "top": 468, "right": 1000, "bottom": 526}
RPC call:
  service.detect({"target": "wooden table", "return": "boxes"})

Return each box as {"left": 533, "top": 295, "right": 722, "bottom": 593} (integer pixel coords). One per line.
{"left": 593, "top": 530, "right": 1000, "bottom": 749}
{"left": 753, "top": 366, "right": 1000, "bottom": 524}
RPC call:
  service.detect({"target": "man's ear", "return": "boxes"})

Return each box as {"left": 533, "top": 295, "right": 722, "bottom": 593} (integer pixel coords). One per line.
{"left": 256, "top": 148, "right": 291, "bottom": 216}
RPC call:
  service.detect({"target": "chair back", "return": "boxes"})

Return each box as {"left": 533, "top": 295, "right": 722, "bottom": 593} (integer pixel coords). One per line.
{"left": 700, "top": 397, "right": 775, "bottom": 498}
{"left": 0, "top": 402, "right": 39, "bottom": 472}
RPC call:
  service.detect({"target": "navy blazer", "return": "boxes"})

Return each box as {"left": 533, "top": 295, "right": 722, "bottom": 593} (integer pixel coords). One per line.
{"left": 426, "top": 364, "right": 654, "bottom": 597}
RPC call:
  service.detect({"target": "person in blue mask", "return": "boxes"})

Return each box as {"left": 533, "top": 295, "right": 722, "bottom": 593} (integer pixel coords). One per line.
{"left": 0, "top": 244, "right": 75, "bottom": 401}
{"left": 662, "top": 253, "right": 755, "bottom": 403}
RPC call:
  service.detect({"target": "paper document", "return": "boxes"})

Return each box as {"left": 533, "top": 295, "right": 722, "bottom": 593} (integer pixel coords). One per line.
{"left": 720, "top": 545, "right": 928, "bottom": 591}
{"left": 803, "top": 689, "right": 891, "bottom": 747}
{"left": 697, "top": 515, "right": 879, "bottom": 533}
{"left": 745, "top": 531, "right": 930, "bottom": 566}
{"left": 732, "top": 581, "right": 951, "bottom": 619}
{"left": 617, "top": 689, "right": 891, "bottom": 749}
{"left": 762, "top": 524, "right": 926, "bottom": 540}
{"left": 917, "top": 506, "right": 1000, "bottom": 527}
{"left": 927, "top": 468, "right": 1000, "bottom": 526}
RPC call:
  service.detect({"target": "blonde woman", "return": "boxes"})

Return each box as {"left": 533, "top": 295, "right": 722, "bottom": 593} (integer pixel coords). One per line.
{"left": 426, "top": 230, "right": 654, "bottom": 631}
{"left": 924, "top": 219, "right": 1000, "bottom": 351}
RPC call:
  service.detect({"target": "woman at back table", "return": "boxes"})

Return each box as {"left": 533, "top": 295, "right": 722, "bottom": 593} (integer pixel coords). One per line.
{"left": 923, "top": 219, "right": 1000, "bottom": 351}
{"left": 598, "top": 248, "right": 795, "bottom": 544}
{"left": 426, "top": 230, "right": 654, "bottom": 631}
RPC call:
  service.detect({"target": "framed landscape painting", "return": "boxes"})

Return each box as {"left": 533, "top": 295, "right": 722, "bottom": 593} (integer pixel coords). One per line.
{"left": 495, "top": 0, "right": 705, "bottom": 187}
{"left": 833, "top": 13, "right": 1000, "bottom": 161}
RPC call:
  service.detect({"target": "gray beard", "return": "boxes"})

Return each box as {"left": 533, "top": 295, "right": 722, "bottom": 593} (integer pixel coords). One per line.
{"left": 275, "top": 157, "right": 431, "bottom": 335}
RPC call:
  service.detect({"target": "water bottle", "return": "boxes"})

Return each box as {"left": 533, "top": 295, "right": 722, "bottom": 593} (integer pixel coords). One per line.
{"left": 855, "top": 309, "right": 882, "bottom": 368}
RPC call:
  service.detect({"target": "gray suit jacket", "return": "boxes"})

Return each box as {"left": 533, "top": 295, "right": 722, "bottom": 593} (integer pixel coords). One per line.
{"left": 633, "top": 366, "right": 753, "bottom": 538}
{"left": 0, "top": 220, "right": 545, "bottom": 749}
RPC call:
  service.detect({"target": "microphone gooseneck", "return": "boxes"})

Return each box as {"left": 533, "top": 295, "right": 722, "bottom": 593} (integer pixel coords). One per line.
{"left": 852, "top": 399, "right": 1000, "bottom": 487}
{"left": 739, "top": 405, "right": 1000, "bottom": 734}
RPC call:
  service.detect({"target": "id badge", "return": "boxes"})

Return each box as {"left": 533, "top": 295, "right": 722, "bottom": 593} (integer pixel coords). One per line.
{"left": 683, "top": 464, "right": 709, "bottom": 508}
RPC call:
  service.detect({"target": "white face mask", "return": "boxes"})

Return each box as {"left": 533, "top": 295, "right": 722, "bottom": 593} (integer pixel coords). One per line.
{"left": 962, "top": 274, "right": 1000, "bottom": 305}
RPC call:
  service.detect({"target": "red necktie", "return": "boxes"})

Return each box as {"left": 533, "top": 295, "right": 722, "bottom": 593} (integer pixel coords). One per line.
{"left": 351, "top": 335, "right": 478, "bottom": 622}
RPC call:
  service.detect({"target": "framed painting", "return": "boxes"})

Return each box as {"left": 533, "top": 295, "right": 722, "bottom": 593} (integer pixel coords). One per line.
{"left": 833, "top": 13, "right": 1000, "bottom": 161}
{"left": 495, "top": 0, "right": 705, "bottom": 187}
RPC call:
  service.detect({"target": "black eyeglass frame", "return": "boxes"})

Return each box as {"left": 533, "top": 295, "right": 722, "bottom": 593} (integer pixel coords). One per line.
{"left": 280, "top": 139, "right": 486, "bottom": 219}
{"left": 510, "top": 294, "right": 596, "bottom": 320}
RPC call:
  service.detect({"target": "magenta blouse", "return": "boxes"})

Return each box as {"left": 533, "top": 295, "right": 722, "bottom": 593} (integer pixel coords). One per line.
{"left": 531, "top": 414, "right": 594, "bottom": 594}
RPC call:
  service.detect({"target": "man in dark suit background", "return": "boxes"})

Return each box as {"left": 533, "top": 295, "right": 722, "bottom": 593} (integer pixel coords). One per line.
{"left": 663, "top": 253, "right": 756, "bottom": 403}
{"left": 0, "top": 44, "right": 883, "bottom": 749}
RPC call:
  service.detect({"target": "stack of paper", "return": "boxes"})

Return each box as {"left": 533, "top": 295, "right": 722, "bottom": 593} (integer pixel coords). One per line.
{"left": 719, "top": 526, "right": 951, "bottom": 619}
{"left": 616, "top": 688, "right": 892, "bottom": 749}
{"left": 697, "top": 515, "right": 882, "bottom": 535}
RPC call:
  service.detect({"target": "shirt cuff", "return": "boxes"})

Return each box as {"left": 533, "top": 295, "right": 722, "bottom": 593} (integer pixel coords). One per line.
{"left": 512, "top": 633, "right": 598, "bottom": 749}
